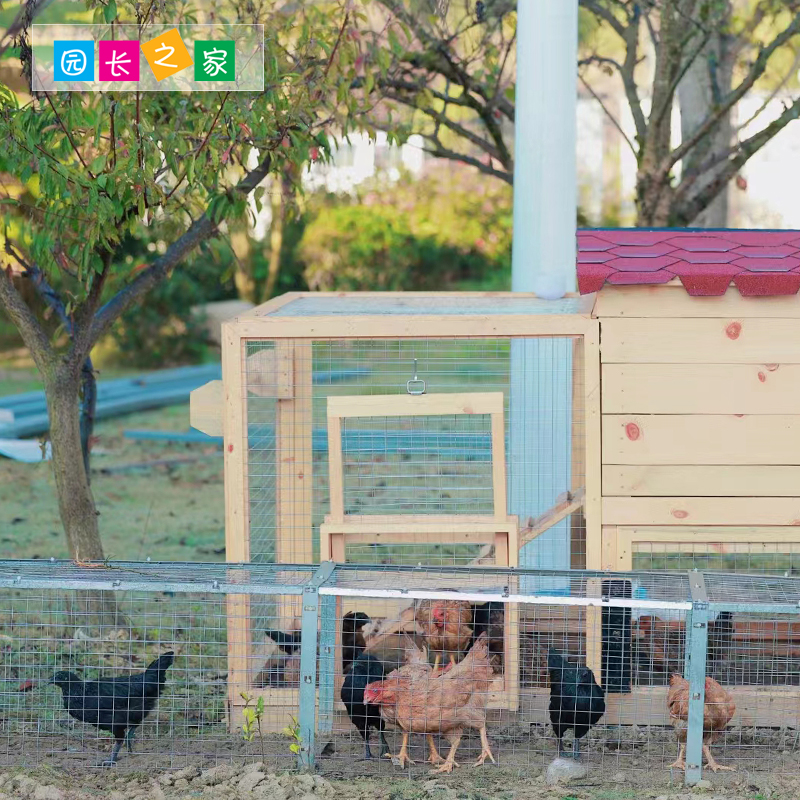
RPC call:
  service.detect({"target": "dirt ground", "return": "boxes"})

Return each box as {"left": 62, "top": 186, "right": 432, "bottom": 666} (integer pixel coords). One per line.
{"left": 0, "top": 756, "right": 796, "bottom": 800}
{"left": 0, "top": 723, "right": 797, "bottom": 800}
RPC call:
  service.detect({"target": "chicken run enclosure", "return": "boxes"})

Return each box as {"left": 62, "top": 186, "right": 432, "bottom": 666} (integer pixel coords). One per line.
{"left": 3, "top": 560, "right": 800, "bottom": 787}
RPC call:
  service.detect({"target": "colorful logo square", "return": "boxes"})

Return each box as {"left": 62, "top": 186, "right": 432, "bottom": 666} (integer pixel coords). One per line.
{"left": 98, "top": 40, "right": 140, "bottom": 81}
{"left": 140, "top": 28, "right": 192, "bottom": 81}
{"left": 194, "top": 41, "right": 235, "bottom": 81}
{"left": 53, "top": 41, "right": 94, "bottom": 81}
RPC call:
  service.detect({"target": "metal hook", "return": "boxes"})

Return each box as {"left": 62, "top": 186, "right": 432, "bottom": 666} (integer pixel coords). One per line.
{"left": 406, "top": 358, "right": 426, "bottom": 395}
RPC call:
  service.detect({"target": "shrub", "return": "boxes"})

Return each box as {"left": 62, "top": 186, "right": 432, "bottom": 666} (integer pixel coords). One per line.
{"left": 298, "top": 166, "right": 511, "bottom": 292}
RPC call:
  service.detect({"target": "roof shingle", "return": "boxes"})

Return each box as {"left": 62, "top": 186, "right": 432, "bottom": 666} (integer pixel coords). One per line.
{"left": 577, "top": 229, "right": 800, "bottom": 297}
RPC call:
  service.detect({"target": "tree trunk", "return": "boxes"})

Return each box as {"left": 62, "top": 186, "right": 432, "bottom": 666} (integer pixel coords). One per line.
{"left": 46, "top": 365, "right": 124, "bottom": 629}
{"left": 263, "top": 180, "right": 285, "bottom": 302}
{"left": 47, "top": 365, "right": 103, "bottom": 561}
{"left": 79, "top": 356, "right": 96, "bottom": 480}
{"left": 231, "top": 230, "right": 256, "bottom": 302}
{"left": 677, "top": 6, "right": 734, "bottom": 228}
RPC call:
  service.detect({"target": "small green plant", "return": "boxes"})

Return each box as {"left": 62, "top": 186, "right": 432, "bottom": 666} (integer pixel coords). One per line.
{"left": 282, "top": 715, "right": 303, "bottom": 757}
{"left": 240, "top": 692, "right": 266, "bottom": 761}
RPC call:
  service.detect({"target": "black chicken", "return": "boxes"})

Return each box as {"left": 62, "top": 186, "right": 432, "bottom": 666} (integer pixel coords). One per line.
{"left": 547, "top": 649, "right": 605, "bottom": 760}
{"left": 340, "top": 653, "right": 389, "bottom": 760}
{"left": 469, "top": 601, "right": 505, "bottom": 667}
{"left": 49, "top": 651, "right": 175, "bottom": 766}
{"left": 342, "top": 611, "right": 371, "bottom": 673}
{"left": 264, "top": 629, "right": 302, "bottom": 655}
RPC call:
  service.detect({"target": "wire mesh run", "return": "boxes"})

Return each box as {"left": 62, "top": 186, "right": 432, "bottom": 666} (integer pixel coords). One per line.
{"left": 308, "top": 565, "right": 800, "bottom": 786}
{"left": 242, "top": 337, "right": 588, "bottom": 570}
{"left": 8, "top": 560, "right": 800, "bottom": 785}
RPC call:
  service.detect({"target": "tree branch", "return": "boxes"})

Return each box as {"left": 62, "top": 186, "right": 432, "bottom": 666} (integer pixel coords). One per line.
{"left": 0, "top": 264, "right": 54, "bottom": 371}
{"left": 85, "top": 153, "right": 274, "bottom": 348}
{"left": 666, "top": 12, "right": 800, "bottom": 172}
{"left": 675, "top": 95, "right": 800, "bottom": 223}
{"left": 580, "top": 0, "right": 628, "bottom": 39}
{"left": 421, "top": 140, "right": 512, "bottom": 183}
{"left": 385, "top": 90, "right": 503, "bottom": 160}
{"left": 579, "top": 74, "right": 637, "bottom": 156}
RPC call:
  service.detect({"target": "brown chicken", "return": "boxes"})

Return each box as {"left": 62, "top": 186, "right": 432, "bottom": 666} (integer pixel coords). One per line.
{"left": 415, "top": 599, "right": 473, "bottom": 673}
{"left": 368, "top": 640, "right": 443, "bottom": 766}
{"left": 667, "top": 673, "right": 736, "bottom": 773}
{"left": 364, "top": 634, "right": 495, "bottom": 773}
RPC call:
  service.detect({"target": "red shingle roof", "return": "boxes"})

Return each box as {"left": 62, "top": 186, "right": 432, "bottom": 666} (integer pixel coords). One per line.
{"left": 577, "top": 229, "right": 800, "bottom": 297}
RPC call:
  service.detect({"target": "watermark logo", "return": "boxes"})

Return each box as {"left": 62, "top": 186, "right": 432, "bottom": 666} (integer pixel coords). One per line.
{"left": 98, "top": 40, "right": 140, "bottom": 82}
{"left": 195, "top": 40, "right": 234, "bottom": 82}
{"left": 36, "top": 25, "right": 263, "bottom": 92}
{"left": 53, "top": 41, "right": 94, "bottom": 81}
{"left": 140, "top": 28, "right": 193, "bottom": 81}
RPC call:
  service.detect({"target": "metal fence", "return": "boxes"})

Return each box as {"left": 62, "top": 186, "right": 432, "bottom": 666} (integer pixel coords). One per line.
{"left": 0, "top": 560, "right": 315, "bottom": 772}
{"left": 1, "top": 560, "right": 800, "bottom": 786}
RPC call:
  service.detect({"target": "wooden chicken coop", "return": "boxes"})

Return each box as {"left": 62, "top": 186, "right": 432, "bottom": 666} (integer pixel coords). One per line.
{"left": 189, "top": 228, "right": 800, "bottom": 731}
{"left": 191, "top": 293, "right": 601, "bottom": 729}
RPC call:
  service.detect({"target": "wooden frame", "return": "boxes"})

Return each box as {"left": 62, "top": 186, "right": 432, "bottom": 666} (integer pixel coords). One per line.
{"left": 212, "top": 293, "right": 603, "bottom": 728}
{"left": 321, "top": 390, "right": 521, "bottom": 711}
{"left": 601, "top": 526, "right": 800, "bottom": 572}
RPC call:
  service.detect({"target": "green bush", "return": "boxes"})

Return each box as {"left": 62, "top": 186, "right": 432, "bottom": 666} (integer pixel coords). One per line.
{"left": 298, "top": 166, "right": 512, "bottom": 292}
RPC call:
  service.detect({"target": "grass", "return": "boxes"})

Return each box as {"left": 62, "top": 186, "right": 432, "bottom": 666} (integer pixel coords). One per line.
{"left": 0, "top": 366, "right": 225, "bottom": 563}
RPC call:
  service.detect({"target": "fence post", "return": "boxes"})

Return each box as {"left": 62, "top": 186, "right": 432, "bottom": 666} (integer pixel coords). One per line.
{"left": 317, "top": 593, "right": 336, "bottom": 735}
{"left": 297, "top": 562, "right": 336, "bottom": 771}
{"left": 685, "top": 571, "right": 709, "bottom": 786}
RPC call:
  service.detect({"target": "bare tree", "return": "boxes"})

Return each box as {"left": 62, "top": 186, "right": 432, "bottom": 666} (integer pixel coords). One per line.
{"left": 366, "top": 0, "right": 800, "bottom": 226}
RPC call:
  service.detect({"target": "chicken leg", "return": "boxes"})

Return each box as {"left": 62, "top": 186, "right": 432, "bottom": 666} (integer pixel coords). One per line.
{"left": 426, "top": 735, "right": 444, "bottom": 765}
{"left": 433, "top": 733, "right": 462, "bottom": 774}
{"left": 703, "top": 745, "right": 734, "bottom": 773}
{"left": 668, "top": 743, "right": 686, "bottom": 771}
{"left": 473, "top": 727, "right": 496, "bottom": 767}
{"left": 99, "top": 728, "right": 126, "bottom": 767}
{"left": 391, "top": 732, "right": 415, "bottom": 768}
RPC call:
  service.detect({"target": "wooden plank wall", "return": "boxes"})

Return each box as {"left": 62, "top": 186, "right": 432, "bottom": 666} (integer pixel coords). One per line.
{"left": 595, "top": 285, "right": 800, "bottom": 567}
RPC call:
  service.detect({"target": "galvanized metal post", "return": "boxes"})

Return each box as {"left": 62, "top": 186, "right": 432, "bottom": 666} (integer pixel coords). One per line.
{"left": 685, "top": 571, "right": 710, "bottom": 786}
{"left": 298, "top": 586, "right": 320, "bottom": 771}
{"left": 317, "top": 594, "right": 337, "bottom": 734}
{"left": 297, "top": 562, "right": 336, "bottom": 770}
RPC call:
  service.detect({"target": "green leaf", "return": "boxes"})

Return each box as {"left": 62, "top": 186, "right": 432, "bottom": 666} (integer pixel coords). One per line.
{"left": 289, "top": 744, "right": 300, "bottom": 754}
{"left": 104, "top": 0, "right": 117, "bottom": 23}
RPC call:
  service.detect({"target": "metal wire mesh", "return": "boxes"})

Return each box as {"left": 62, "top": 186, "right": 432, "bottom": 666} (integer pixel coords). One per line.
{"left": 243, "top": 337, "right": 587, "bottom": 570}
{"left": 0, "top": 561, "right": 312, "bottom": 772}
{"left": 311, "top": 565, "right": 800, "bottom": 785}
{"left": 3, "top": 561, "right": 800, "bottom": 785}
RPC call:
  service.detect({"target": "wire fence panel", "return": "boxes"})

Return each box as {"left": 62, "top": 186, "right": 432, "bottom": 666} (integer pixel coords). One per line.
{"left": 3, "top": 560, "right": 800, "bottom": 786}
{"left": 0, "top": 561, "right": 316, "bottom": 772}
{"left": 309, "top": 565, "right": 800, "bottom": 787}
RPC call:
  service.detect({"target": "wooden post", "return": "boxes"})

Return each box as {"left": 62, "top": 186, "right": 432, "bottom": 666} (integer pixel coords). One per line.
{"left": 275, "top": 341, "right": 314, "bottom": 629}
{"left": 222, "top": 320, "right": 251, "bottom": 726}
{"left": 584, "top": 320, "right": 602, "bottom": 570}
{"left": 276, "top": 341, "right": 314, "bottom": 565}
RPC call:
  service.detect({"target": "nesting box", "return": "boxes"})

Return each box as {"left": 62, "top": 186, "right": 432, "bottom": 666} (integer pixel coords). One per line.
{"left": 578, "top": 229, "right": 800, "bottom": 577}
{"left": 192, "top": 292, "right": 602, "bottom": 727}
{"left": 192, "top": 228, "right": 800, "bottom": 732}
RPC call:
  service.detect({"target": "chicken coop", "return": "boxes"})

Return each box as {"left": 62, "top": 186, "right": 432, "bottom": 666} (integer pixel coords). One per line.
{"left": 189, "top": 227, "right": 800, "bottom": 745}
{"left": 190, "top": 292, "right": 602, "bottom": 729}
